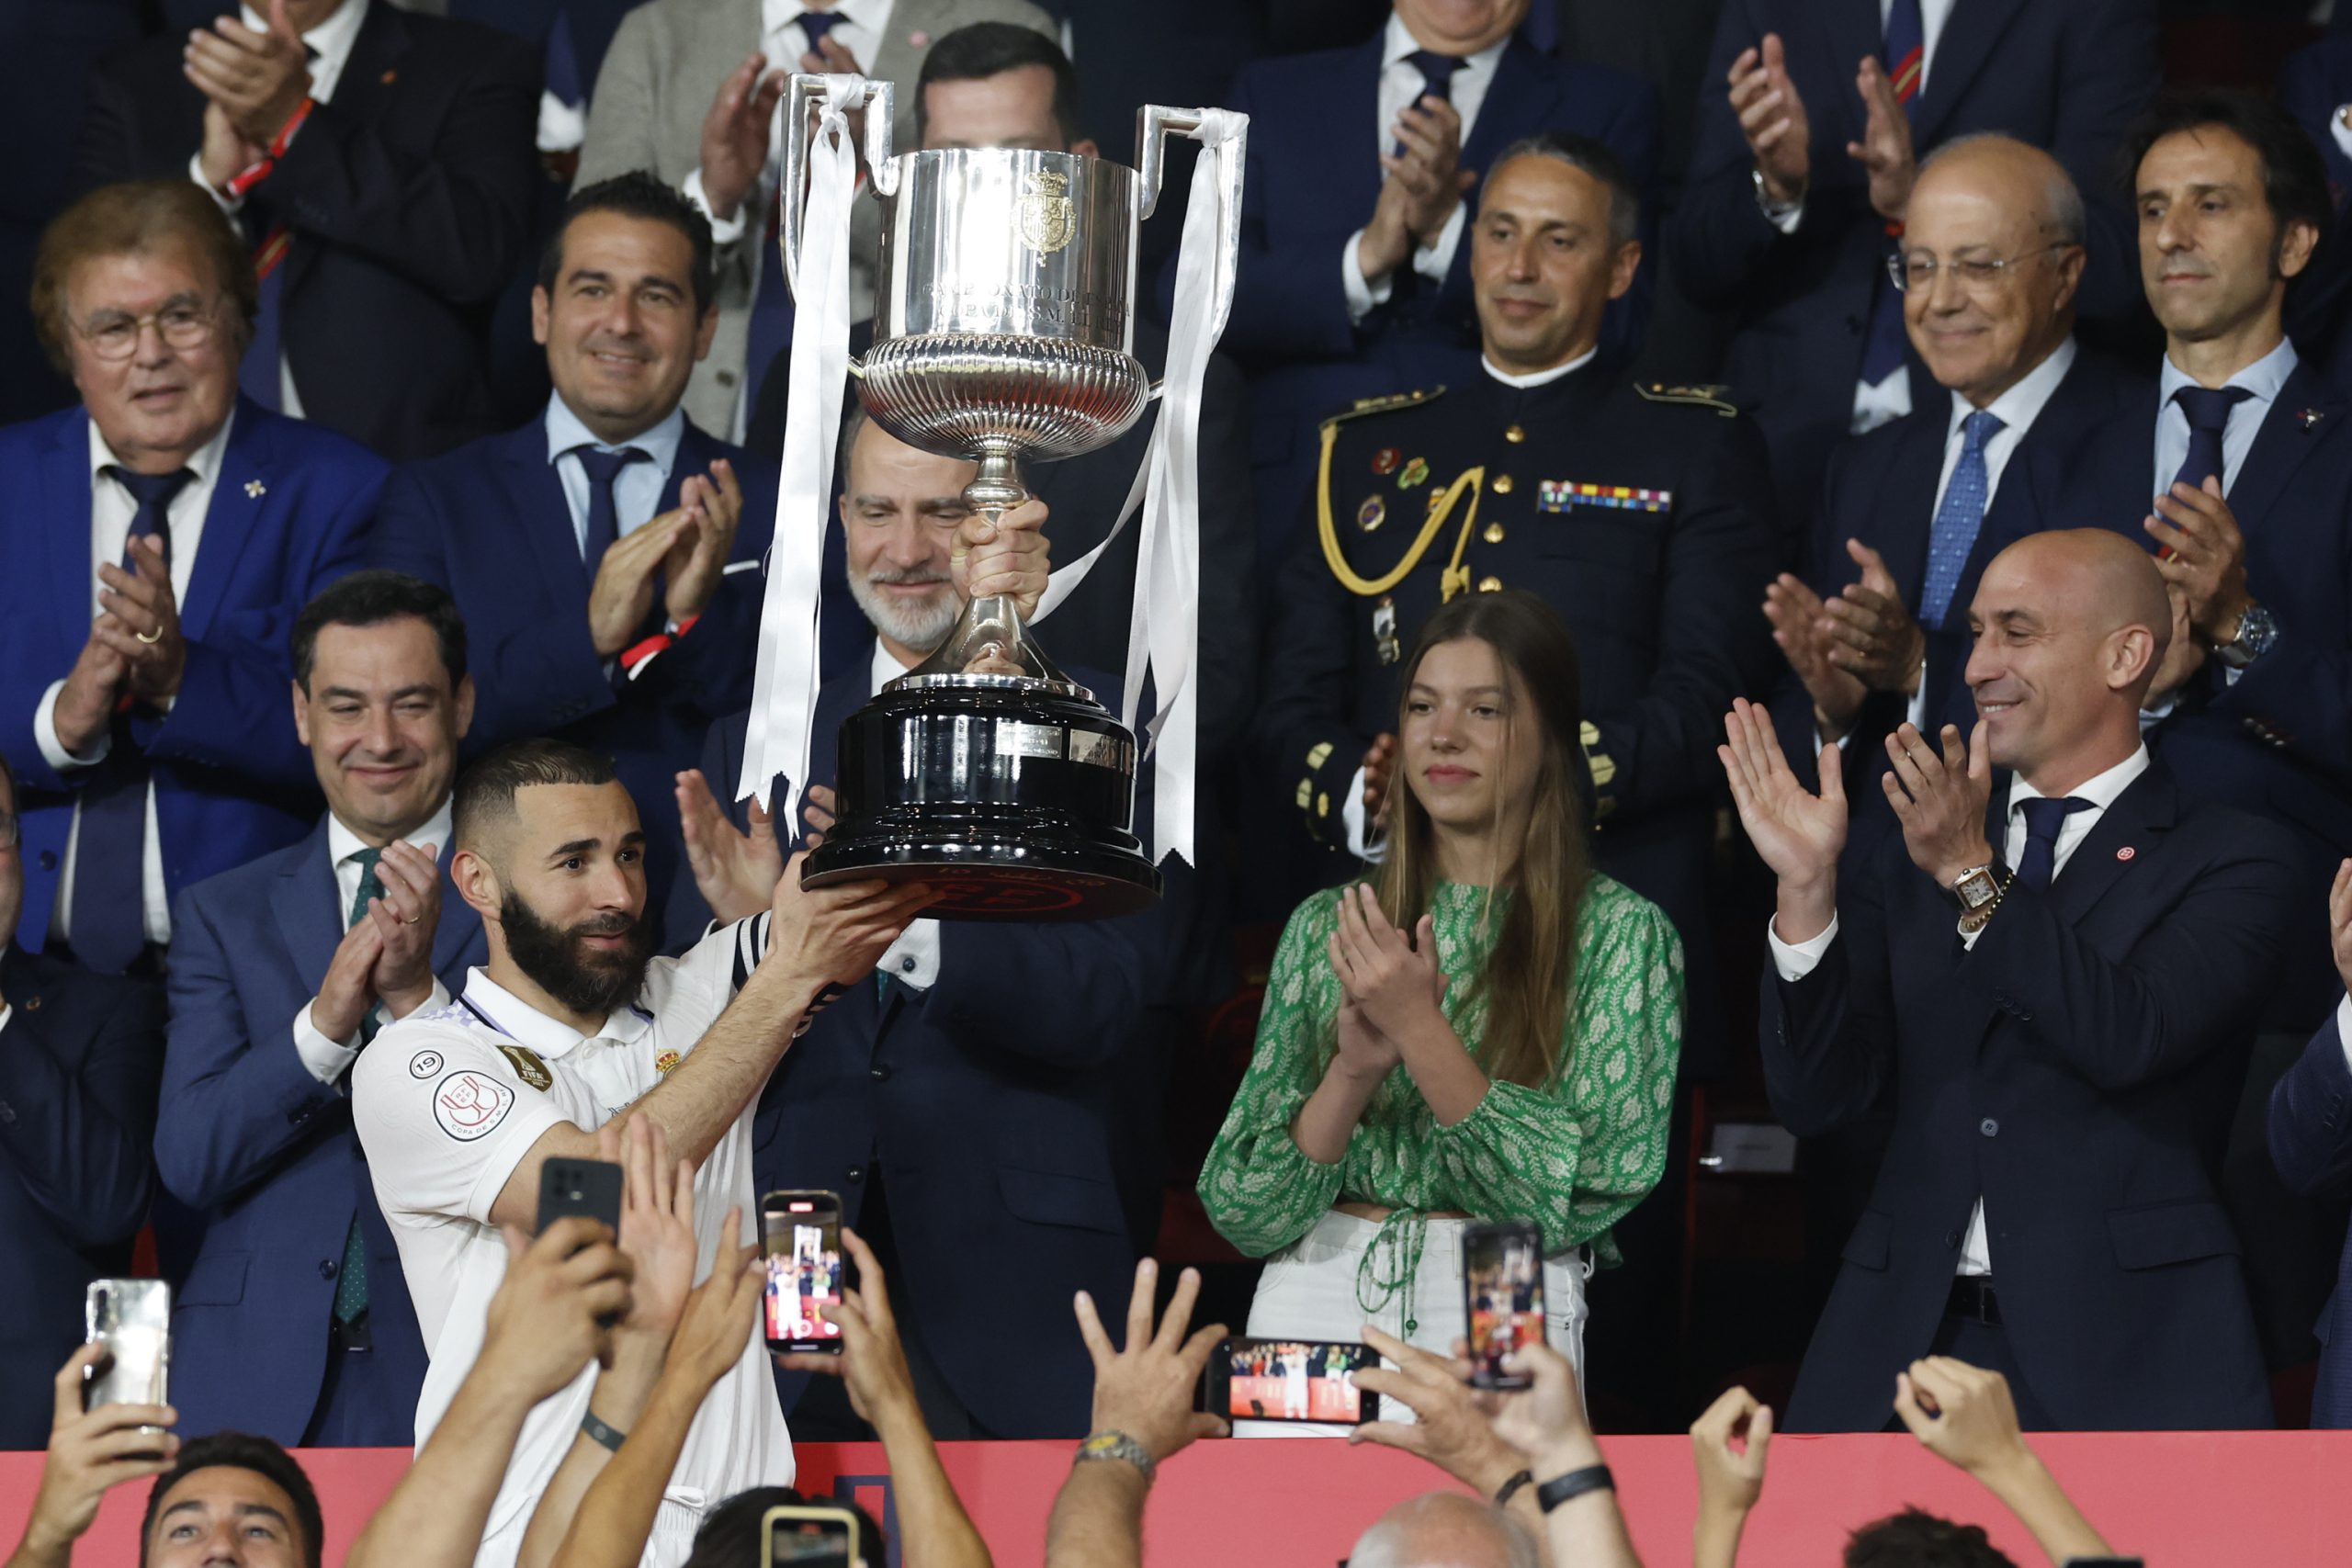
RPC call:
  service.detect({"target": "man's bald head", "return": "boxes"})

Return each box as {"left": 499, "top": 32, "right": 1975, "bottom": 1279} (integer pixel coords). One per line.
{"left": 1347, "top": 1493, "right": 1542, "bottom": 1568}
{"left": 1915, "top": 134, "right": 2086, "bottom": 246}
{"left": 1964, "top": 530, "right": 2170, "bottom": 787}
{"left": 1902, "top": 134, "right": 2086, "bottom": 406}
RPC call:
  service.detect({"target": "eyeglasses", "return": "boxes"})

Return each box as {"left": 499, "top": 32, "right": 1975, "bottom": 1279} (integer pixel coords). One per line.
{"left": 71, "top": 299, "right": 223, "bottom": 363}
{"left": 1887, "top": 244, "right": 2072, "bottom": 293}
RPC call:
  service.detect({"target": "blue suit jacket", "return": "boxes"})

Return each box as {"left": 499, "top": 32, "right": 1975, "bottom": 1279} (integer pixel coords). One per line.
{"left": 0, "top": 944, "right": 163, "bottom": 1450}
{"left": 1193, "top": 32, "right": 1661, "bottom": 566}
{"left": 153, "top": 818, "right": 484, "bottom": 1446}
{"left": 691, "top": 660, "right": 1177, "bottom": 1437}
{"left": 1670, "top": 0, "right": 2157, "bottom": 534}
{"left": 1769, "top": 350, "right": 2150, "bottom": 856}
{"left": 2267, "top": 1004, "right": 2352, "bottom": 1427}
{"left": 0, "top": 400, "right": 381, "bottom": 955}
{"left": 1766, "top": 763, "right": 2290, "bottom": 1431}
{"left": 2052, "top": 362, "right": 2352, "bottom": 1027}
{"left": 370, "top": 415, "right": 777, "bottom": 942}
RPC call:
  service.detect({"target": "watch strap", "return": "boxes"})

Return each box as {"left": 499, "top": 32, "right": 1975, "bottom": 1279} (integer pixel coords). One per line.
{"left": 1535, "top": 1462, "right": 1615, "bottom": 1513}
{"left": 1075, "top": 1429, "right": 1156, "bottom": 1485}
{"left": 580, "top": 1410, "right": 627, "bottom": 1452}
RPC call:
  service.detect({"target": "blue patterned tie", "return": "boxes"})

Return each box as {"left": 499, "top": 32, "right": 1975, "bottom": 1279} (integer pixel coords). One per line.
{"left": 1919, "top": 410, "right": 2002, "bottom": 628}
{"left": 68, "top": 467, "right": 194, "bottom": 974}
{"left": 571, "top": 446, "right": 650, "bottom": 582}
{"left": 2014, "top": 795, "right": 2090, "bottom": 891}
{"left": 1859, "top": 0, "right": 1928, "bottom": 389}
{"left": 2170, "top": 385, "right": 2252, "bottom": 495}
{"left": 742, "top": 11, "right": 848, "bottom": 420}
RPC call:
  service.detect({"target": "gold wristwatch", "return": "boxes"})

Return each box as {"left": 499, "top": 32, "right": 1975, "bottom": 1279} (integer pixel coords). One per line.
{"left": 1952, "top": 863, "right": 2009, "bottom": 935}
{"left": 1074, "top": 1429, "right": 1155, "bottom": 1484}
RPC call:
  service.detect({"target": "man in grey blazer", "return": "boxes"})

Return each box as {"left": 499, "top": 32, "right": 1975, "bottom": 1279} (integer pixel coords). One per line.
{"left": 576, "top": 0, "right": 1057, "bottom": 441}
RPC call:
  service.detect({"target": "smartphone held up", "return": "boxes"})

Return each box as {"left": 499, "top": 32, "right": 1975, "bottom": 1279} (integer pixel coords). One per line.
{"left": 1464, "top": 1220, "right": 1545, "bottom": 1391}
{"left": 763, "top": 1190, "right": 845, "bottom": 1355}
{"left": 1197, "top": 1336, "right": 1379, "bottom": 1425}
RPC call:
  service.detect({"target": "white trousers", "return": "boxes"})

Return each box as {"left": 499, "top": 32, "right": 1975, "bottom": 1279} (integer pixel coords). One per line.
{"left": 1237, "top": 1209, "right": 1589, "bottom": 1438}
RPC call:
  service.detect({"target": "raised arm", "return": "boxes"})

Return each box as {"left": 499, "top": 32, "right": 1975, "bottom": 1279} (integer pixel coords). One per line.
{"left": 1895, "top": 1358, "right": 2114, "bottom": 1565}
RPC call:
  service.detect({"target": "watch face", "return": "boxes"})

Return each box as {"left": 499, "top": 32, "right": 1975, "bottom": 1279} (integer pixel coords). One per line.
{"left": 1957, "top": 873, "right": 1996, "bottom": 909}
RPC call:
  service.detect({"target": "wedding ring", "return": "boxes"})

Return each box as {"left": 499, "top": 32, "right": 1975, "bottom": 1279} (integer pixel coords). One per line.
{"left": 403, "top": 914, "right": 422, "bottom": 925}
{"left": 135, "top": 626, "right": 163, "bottom": 644}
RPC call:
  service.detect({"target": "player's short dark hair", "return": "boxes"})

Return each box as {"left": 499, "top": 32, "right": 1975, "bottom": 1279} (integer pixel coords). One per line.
{"left": 539, "top": 171, "right": 718, "bottom": 316}
{"left": 681, "top": 1485, "right": 888, "bottom": 1568}
{"left": 915, "top": 22, "right": 1083, "bottom": 146}
{"left": 453, "top": 739, "right": 620, "bottom": 852}
{"left": 140, "top": 1433, "right": 322, "bottom": 1568}
{"left": 1487, "top": 132, "right": 1640, "bottom": 247}
{"left": 1844, "top": 1507, "right": 2018, "bottom": 1568}
{"left": 292, "top": 570, "right": 468, "bottom": 692}
{"left": 2121, "top": 88, "right": 2331, "bottom": 268}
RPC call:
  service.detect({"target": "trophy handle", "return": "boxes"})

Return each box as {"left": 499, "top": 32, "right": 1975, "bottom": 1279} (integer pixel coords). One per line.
{"left": 779, "top": 73, "right": 896, "bottom": 302}
{"left": 1135, "top": 105, "right": 1244, "bottom": 346}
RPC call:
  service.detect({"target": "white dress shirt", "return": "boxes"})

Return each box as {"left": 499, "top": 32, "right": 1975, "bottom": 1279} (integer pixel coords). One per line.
{"left": 187, "top": 0, "right": 373, "bottom": 419}
{"left": 1757, "top": 0, "right": 1958, "bottom": 431}
{"left": 0, "top": 943, "right": 11, "bottom": 1038}
{"left": 867, "top": 638, "right": 940, "bottom": 987}
{"left": 1340, "top": 13, "right": 1510, "bottom": 325}
{"left": 1340, "top": 350, "right": 1598, "bottom": 861}
{"left": 33, "top": 414, "right": 237, "bottom": 951}
{"left": 544, "top": 394, "right": 688, "bottom": 556}
{"left": 1769, "top": 743, "right": 2153, "bottom": 1275}
{"left": 685, "top": 0, "right": 898, "bottom": 247}
{"left": 288, "top": 798, "right": 458, "bottom": 1087}
{"left": 1826, "top": 338, "right": 2077, "bottom": 750}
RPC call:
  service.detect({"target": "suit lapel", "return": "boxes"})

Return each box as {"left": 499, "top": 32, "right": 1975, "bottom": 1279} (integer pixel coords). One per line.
{"left": 39, "top": 412, "right": 95, "bottom": 653}
{"left": 1908, "top": 0, "right": 2028, "bottom": 147}
{"left": 182, "top": 402, "right": 274, "bottom": 643}
{"left": 2224, "top": 365, "right": 2344, "bottom": 539}
{"left": 1874, "top": 412, "right": 1948, "bottom": 604}
{"left": 277, "top": 5, "right": 413, "bottom": 295}
{"left": 1464, "top": 40, "right": 1559, "bottom": 173}
{"left": 276, "top": 821, "right": 346, "bottom": 992}
{"left": 503, "top": 422, "right": 595, "bottom": 601}
{"left": 2046, "top": 766, "right": 2174, "bottom": 927}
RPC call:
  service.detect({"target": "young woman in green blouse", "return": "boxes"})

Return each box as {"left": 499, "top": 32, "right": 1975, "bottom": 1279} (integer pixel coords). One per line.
{"left": 1198, "top": 592, "right": 1683, "bottom": 1430}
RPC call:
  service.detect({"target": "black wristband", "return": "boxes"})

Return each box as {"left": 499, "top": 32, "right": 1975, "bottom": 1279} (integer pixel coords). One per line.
{"left": 580, "top": 1411, "right": 628, "bottom": 1452}
{"left": 1492, "top": 1469, "right": 1535, "bottom": 1508}
{"left": 1535, "top": 1463, "right": 1614, "bottom": 1513}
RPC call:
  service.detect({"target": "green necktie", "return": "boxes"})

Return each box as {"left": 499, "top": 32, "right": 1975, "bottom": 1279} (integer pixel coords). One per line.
{"left": 334, "top": 846, "right": 383, "bottom": 1325}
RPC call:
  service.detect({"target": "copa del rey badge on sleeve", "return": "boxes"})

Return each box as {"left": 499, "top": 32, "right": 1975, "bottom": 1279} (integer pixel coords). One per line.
{"left": 742, "top": 73, "right": 1249, "bottom": 920}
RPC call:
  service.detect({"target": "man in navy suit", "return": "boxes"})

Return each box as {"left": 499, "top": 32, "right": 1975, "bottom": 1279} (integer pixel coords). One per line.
{"left": 1674, "top": 0, "right": 2158, "bottom": 537}
{"left": 77, "top": 0, "right": 541, "bottom": 462}
{"left": 1725, "top": 529, "right": 2291, "bottom": 1431}
{"left": 2267, "top": 863, "right": 2352, "bottom": 1429}
{"left": 1766, "top": 138, "right": 2146, "bottom": 848}
{"left": 0, "top": 179, "right": 380, "bottom": 977}
{"left": 1203, "top": 0, "right": 1661, "bottom": 563}
{"left": 674, "top": 413, "right": 1172, "bottom": 1439}
{"left": 0, "top": 750, "right": 166, "bottom": 1450}
{"left": 156, "top": 570, "right": 486, "bottom": 1447}
{"left": 372, "top": 173, "right": 777, "bottom": 947}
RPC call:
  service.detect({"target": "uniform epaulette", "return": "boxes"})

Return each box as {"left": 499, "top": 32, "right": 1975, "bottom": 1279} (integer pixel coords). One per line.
{"left": 1320, "top": 386, "right": 1447, "bottom": 429}
{"left": 1635, "top": 382, "right": 1741, "bottom": 417}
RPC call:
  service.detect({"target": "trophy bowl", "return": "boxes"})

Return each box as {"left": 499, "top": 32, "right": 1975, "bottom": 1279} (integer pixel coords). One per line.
{"left": 779, "top": 85, "right": 1228, "bottom": 919}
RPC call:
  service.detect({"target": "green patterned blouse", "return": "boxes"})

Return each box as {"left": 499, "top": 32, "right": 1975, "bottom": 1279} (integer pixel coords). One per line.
{"left": 1197, "top": 875, "right": 1684, "bottom": 1280}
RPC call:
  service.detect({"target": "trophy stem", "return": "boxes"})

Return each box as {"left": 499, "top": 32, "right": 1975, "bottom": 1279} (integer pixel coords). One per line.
{"left": 892, "top": 446, "right": 1076, "bottom": 685}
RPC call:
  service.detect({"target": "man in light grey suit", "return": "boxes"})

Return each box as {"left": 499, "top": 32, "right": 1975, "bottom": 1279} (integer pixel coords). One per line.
{"left": 576, "top": 0, "right": 1057, "bottom": 441}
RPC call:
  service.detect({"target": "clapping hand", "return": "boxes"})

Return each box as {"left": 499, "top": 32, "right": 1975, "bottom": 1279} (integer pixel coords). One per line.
{"left": 1329, "top": 883, "right": 1447, "bottom": 1043}
{"left": 1727, "top": 35, "right": 1811, "bottom": 207}
{"left": 2144, "top": 475, "right": 2251, "bottom": 643}
{"left": 1849, "top": 54, "right": 1918, "bottom": 222}
{"left": 588, "top": 512, "right": 697, "bottom": 658}
{"left": 1762, "top": 575, "right": 1866, "bottom": 737}
{"left": 675, "top": 769, "right": 785, "bottom": 924}
{"left": 93, "top": 536, "right": 186, "bottom": 705}
{"left": 1360, "top": 733, "right": 1399, "bottom": 836}
{"left": 663, "top": 461, "right": 746, "bottom": 627}
{"left": 1719, "top": 697, "right": 1847, "bottom": 912}
{"left": 698, "top": 53, "right": 789, "bottom": 222}
{"left": 1880, "top": 719, "right": 1994, "bottom": 889}
{"left": 365, "top": 840, "right": 443, "bottom": 1021}
{"left": 1820, "top": 540, "right": 1925, "bottom": 694}
{"left": 2330, "top": 860, "right": 2352, "bottom": 998}
{"left": 183, "top": 0, "right": 313, "bottom": 147}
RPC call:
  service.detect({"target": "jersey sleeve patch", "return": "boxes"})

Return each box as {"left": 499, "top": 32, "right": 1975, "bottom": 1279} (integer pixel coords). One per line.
{"left": 433, "top": 1069, "right": 517, "bottom": 1143}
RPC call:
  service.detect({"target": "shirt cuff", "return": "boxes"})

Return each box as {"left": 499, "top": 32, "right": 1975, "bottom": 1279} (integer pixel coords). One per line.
{"left": 537, "top": 91, "right": 586, "bottom": 155}
{"left": 0, "top": 1000, "right": 12, "bottom": 1037}
{"left": 2335, "top": 992, "right": 2352, "bottom": 1077}
{"left": 1341, "top": 764, "right": 1390, "bottom": 863}
{"left": 2139, "top": 689, "right": 2178, "bottom": 732}
{"left": 1768, "top": 912, "right": 1838, "bottom": 981}
{"left": 2333, "top": 107, "right": 2352, "bottom": 162}
{"left": 188, "top": 151, "right": 243, "bottom": 216}
{"left": 684, "top": 167, "right": 749, "bottom": 245}
{"left": 34, "top": 681, "right": 109, "bottom": 773}
{"left": 876, "top": 918, "right": 941, "bottom": 990}
{"left": 1756, "top": 177, "right": 1804, "bottom": 233}
{"left": 1413, "top": 201, "right": 1466, "bottom": 284}
{"left": 1343, "top": 231, "right": 1394, "bottom": 324}
{"left": 292, "top": 999, "right": 363, "bottom": 1087}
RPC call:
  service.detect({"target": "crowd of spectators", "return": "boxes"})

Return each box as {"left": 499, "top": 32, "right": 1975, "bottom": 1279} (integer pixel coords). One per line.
{"left": 6, "top": 0, "right": 2352, "bottom": 1563}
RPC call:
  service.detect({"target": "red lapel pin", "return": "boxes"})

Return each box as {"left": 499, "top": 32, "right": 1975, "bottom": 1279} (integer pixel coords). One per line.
{"left": 2115, "top": 846, "right": 2136, "bottom": 862}
{"left": 381, "top": 68, "right": 398, "bottom": 85}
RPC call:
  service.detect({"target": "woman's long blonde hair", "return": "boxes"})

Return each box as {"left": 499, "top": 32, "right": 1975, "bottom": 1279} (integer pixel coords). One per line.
{"left": 1372, "top": 591, "right": 1592, "bottom": 1089}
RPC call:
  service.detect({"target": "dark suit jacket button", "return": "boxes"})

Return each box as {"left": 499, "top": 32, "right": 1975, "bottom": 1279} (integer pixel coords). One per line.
{"left": 0, "top": 1101, "right": 15, "bottom": 1125}
{"left": 1979, "top": 1118, "right": 1999, "bottom": 1137}
{"left": 1945, "top": 1230, "right": 1961, "bottom": 1247}
{"left": 318, "top": 1258, "right": 339, "bottom": 1280}
{"left": 845, "top": 1165, "right": 865, "bottom": 1184}
{"left": 38, "top": 850, "right": 56, "bottom": 871}
{"left": 869, "top": 1065, "right": 891, "bottom": 1082}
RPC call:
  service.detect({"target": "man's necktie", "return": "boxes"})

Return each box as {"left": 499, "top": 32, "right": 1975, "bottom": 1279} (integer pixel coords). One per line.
{"left": 1398, "top": 50, "right": 1463, "bottom": 154}
{"left": 68, "top": 467, "right": 194, "bottom": 975}
{"left": 237, "top": 43, "right": 318, "bottom": 412}
{"left": 1858, "top": 0, "right": 1928, "bottom": 390}
{"left": 743, "top": 10, "right": 848, "bottom": 420}
{"left": 2013, "top": 795, "right": 2091, "bottom": 891}
{"left": 2170, "top": 384, "right": 2253, "bottom": 495}
{"left": 571, "top": 446, "right": 650, "bottom": 582}
{"left": 333, "top": 844, "right": 385, "bottom": 1325}
{"left": 1919, "top": 410, "right": 2003, "bottom": 628}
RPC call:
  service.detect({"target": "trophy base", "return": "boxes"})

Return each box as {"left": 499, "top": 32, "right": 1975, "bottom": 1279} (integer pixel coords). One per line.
{"left": 800, "top": 672, "right": 1162, "bottom": 923}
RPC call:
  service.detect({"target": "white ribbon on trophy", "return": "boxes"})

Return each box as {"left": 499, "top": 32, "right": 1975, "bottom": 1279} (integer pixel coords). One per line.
{"left": 737, "top": 76, "right": 865, "bottom": 818}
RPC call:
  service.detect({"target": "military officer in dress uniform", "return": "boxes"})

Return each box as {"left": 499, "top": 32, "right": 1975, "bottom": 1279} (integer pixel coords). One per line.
{"left": 1253, "top": 130, "right": 1781, "bottom": 1427}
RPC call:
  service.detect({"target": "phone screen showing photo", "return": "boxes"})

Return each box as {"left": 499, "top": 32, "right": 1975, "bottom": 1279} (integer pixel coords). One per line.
{"left": 1464, "top": 1222, "right": 1544, "bottom": 1389}
{"left": 762, "top": 1195, "right": 842, "bottom": 1352}
{"left": 1220, "top": 1337, "right": 1376, "bottom": 1424}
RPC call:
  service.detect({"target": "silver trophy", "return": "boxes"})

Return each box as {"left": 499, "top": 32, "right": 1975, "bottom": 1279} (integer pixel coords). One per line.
{"left": 777, "top": 74, "right": 1238, "bottom": 919}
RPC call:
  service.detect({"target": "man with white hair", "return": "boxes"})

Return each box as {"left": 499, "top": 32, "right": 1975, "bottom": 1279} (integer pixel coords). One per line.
{"left": 1347, "top": 1494, "right": 1542, "bottom": 1568}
